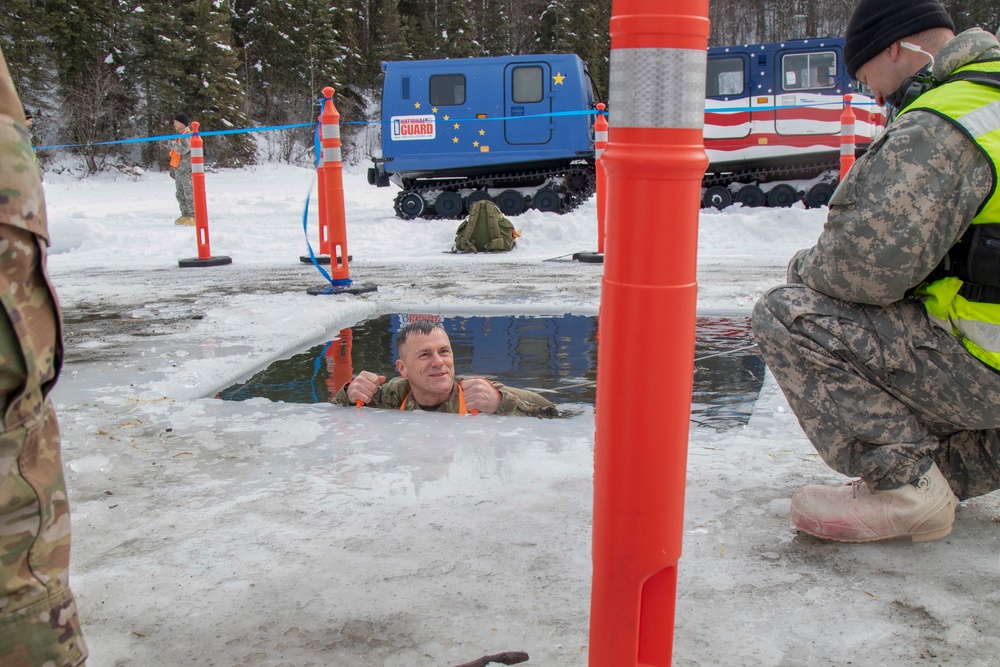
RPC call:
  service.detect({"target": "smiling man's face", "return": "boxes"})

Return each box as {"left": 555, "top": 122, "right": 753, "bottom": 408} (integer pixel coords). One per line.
{"left": 395, "top": 328, "right": 456, "bottom": 405}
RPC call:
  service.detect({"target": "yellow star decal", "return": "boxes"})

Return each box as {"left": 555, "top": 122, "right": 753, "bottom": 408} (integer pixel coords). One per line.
{"left": 473, "top": 141, "right": 480, "bottom": 147}
{"left": 432, "top": 107, "right": 438, "bottom": 113}
{"left": 453, "top": 137, "right": 459, "bottom": 143}
{"left": 553, "top": 72, "right": 566, "bottom": 85}
{"left": 479, "top": 129, "right": 486, "bottom": 136}
{"left": 453, "top": 123, "right": 460, "bottom": 129}
{"left": 414, "top": 102, "right": 421, "bottom": 108}
{"left": 443, "top": 115, "right": 450, "bottom": 121}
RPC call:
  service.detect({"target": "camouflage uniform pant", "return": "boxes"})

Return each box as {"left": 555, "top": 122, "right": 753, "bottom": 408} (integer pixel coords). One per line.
{"left": 174, "top": 163, "right": 194, "bottom": 218}
{"left": 752, "top": 284, "right": 1000, "bottom": 500}
{"left": 0, "top": 227, "right": 87, "bottom": 666}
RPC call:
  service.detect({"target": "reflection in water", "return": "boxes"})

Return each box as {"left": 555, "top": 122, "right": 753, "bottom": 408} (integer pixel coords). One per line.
{"left": 219, "top": 314, "right": 764, "bottom": 429}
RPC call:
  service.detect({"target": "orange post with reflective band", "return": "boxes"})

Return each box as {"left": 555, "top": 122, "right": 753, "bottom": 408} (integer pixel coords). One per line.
{"left": 840, "top": 94, "right": 857, "bottom": 179}
{"left": 179, "top": 123, "right": 231, "bottom": 268}
{"left": 595, "top": 103, "right": 609, "bottom": 254}
{"left": 319, "top": 86, "right": 351, "bottom": 282}
{"left": 190, "top": 122, "right": 212, "bottom": 259}
{"left": 590, "top": 2, "right": 709, "bottom": 665}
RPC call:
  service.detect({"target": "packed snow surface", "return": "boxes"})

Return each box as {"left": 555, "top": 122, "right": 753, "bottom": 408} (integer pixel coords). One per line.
{"left": 41, "top": 163, "right": 1000, "bottom": 666}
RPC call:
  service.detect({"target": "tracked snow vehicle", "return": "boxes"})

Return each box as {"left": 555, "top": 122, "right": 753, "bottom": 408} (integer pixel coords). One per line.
{"left": 703, "top": 37, "right": 885, "bottom": 209}
{"left": 368, "top": 54, "right": 597, "bottom": 220}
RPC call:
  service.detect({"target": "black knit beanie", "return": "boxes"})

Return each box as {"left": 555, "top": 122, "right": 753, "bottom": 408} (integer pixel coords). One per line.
{"left": 844, "top": 0, "right": 954, "bottom": 79}
{"left": 174, "top": 113, "right": 190, "bottom": 126}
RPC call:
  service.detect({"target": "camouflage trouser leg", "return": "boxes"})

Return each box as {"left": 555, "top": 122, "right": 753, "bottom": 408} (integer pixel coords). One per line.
{"left": 175, "top": 165, "right": 194, "bottom": 218}
{"left": 0, "top": 407, "right": 87, "bottom": 666}
{"left": 1, "top": 227, "right": 87, "bottom": 666}
{"left": 752, "top": 284, "right": 1000, "bottom": 499}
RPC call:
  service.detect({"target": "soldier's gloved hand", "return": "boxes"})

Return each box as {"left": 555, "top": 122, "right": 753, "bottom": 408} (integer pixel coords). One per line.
{"left": 347, "top": 371, "right": 386, "bottom": 405}
{"left": 460, "top": 377, "right": 502, "bottom": 414}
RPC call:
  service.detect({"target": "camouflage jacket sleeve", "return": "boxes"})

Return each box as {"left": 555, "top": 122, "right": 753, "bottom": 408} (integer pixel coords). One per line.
{"left": 0, "top": 115, "right": 48, "bottom": 241}
{"left": 787, "top": 110, "right": 993, "bottom": 306}
{"left": 493, "top": 382, "right": 558, "bottom": 418}
{"left": 333, "top": 377, "right": 409, "bottom": 409}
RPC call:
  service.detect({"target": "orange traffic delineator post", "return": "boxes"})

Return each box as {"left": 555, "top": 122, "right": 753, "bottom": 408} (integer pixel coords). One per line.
{"left": 179, "top": 121, "right": 232, "bottom": 268}
{"left": 574, "top": 102, "right": 609, "bottom": 264}
{"left": 300, "top": 99, "right": 341, "bottom": 265}
{"left": 840, "top": 94, "right": 857, "bottom": 179}
{"left": 306, "top": 86, "right": 375, "bottom": 296}
{"left": 589, "top": 1, "right": 708, "bottom": 666}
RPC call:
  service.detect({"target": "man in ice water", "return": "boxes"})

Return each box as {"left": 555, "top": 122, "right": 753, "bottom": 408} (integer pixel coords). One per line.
{"left": 334, "top": 321, "right": 557, "bottom": 417}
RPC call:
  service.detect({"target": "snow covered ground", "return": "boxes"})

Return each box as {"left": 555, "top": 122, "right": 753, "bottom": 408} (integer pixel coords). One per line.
{"left": 40, "top": 162, "right": 1000, "bottom": 666}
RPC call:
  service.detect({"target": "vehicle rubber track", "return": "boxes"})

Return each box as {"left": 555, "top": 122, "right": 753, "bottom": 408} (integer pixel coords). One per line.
{"left": 701, "top": 157, "right": 840, "bottom": 189}
{"left": 393, "top": 162, "right": 596, "bottom": 220}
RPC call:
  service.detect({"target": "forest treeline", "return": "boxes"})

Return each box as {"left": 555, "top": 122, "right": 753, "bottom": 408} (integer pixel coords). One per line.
{"left": 2, "top": 0, "right": 997, "bottom": 173}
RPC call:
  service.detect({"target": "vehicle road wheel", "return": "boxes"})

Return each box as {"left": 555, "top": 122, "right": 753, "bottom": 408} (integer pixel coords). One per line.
{"left": 702, "top": 185, "right": 732, "bottom": 209}
{"left": 495, "top": 190, "right": 525, "bottom": 216}
{"left": 766, "top": 184, "right": 800, "bottom": 208}
{"left": 395, "top": 192, "right": 425, "bottom": 220}
{"left": 465, "top": 190, "right": 492, "bottom": 212}
{"left": 806, "top": 183, "right": 835, "bottom": 208}
{"left": 736, "top": 184, "right": 765, "bottom": 207}
{"left": 533, "top": 188, "right": 561, "bottom": 213}
{"left": 434, "top": 191, "right": 464, "bottom": 219}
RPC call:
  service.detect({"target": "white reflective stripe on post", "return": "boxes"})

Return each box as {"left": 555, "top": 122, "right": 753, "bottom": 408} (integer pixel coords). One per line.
{"left": 840, "top": 144, "right": 855, "bottom": 156}
{"left": 959, "top": 99, "right": 1000, "bottom": 138}
{"left": 609, "top": 48, "right": 707, "bottom": 129}
{"left": 191, "top": 163, "right": 204, "bottom": 173}
{"left": 596, "top": 130, "right": 608, "bottom": 143}
{"left": 596, "top": 148, "right": 605, "bottom": 158}
{"left": 323, "top": 147, "right": 342, "bottom": 163}
{"left": 322, "top": 124, "right": 341, "bottom": 140}
{"left": 191, "top": 147, "right": 204, "bottom": 158}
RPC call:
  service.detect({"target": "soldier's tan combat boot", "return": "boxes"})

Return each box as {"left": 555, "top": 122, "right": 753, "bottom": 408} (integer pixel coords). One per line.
{"left": 175, "top": 216, "right": 196, "bottom": 226}
{"left": 790, "top": 463, "right": 959, "bottom": 543}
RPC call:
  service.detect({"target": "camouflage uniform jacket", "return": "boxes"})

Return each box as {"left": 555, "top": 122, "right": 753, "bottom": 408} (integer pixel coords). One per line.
{"left": 788, "top": 28, "right": 999, "bottom": 306}
{"left": 334, "top": 376, "right": 558, "bottom": 417}
{"left": 1, "top": 47, "right": 88, "bottom": 665}
{"left": 168, "top": 127, "right": 192, "bottom": 174}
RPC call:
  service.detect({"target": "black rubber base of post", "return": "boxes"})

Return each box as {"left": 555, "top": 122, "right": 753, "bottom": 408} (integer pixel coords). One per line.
{"left": 573, "top": 251, "right": 605, "bottom": 264}
{"left": 300, "top": 255, "right": 353, "bottom": 265}
{"left": 306, "top": 282, "right": 378, "bottom": 296}
{"left": 178, "top": 256, "right": 233, "bottom": 268}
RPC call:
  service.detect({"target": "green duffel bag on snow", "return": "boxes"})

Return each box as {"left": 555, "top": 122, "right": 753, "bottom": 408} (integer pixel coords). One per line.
{"left": 453, "top": 199, "right": 519, "bottom": 253}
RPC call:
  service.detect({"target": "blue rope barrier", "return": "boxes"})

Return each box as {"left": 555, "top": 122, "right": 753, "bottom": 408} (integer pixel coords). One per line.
{"left": 300, "top": 177, "right": 336, "bottom": 287}
{"left": 33, "top": 99, "right": 881, "bottom": 151}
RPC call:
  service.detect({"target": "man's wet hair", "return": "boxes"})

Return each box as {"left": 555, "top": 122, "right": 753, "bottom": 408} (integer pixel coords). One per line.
{"left": 396, "top": 320, "right": 447, "bottom": 352}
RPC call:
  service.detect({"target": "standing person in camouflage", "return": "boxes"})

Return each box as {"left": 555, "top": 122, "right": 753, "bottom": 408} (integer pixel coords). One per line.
{"left": 752, "top": 0, "right": 1000, "bottom": 543}
{"left": 167, "top": 113, "right": 194, "bottom": 226}
{"left": 334, "top": 321, "right": 558, "bottom": 417}
{"left": 0, "top": 47, "right": 88, "bottom": 666}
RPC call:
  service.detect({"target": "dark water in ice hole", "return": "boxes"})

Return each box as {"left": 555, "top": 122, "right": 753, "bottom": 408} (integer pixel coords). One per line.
{"left": 218, "top": 313, "right": 765, "bottom": 429}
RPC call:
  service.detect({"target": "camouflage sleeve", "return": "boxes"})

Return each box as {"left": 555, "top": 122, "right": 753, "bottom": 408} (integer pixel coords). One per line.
{"left": 493, "top": 382, "right": 558, "bottom": 418}
{"left": 333, "top": 377, "right": 408, "bottom": 409}
{"left": 788, "top": 110, "right": 993, "bottom": 305}
{"left": 0, "top": 115, "right": 48, "bottom": 241}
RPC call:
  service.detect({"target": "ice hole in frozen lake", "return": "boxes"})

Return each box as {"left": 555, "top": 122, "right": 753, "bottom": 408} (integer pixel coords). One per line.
{"left": 218, "top": 313, "right": 765, "bottom": 429}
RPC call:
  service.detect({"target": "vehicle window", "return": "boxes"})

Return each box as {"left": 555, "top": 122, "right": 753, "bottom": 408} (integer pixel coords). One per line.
{"left": 782, "top": 51, "right": 837, "bottom": 91}
{"left": 430, "top": 74, "right": 466, "bottom": 106}
{"left": 512, "top": 66, "right": 544, "bottom": 104}
{"left": 706, "top": 57, "right": 744, "bottom": 97}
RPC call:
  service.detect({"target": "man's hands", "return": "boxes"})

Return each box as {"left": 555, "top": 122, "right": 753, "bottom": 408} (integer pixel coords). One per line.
{"left": 460, "top": 378, "right": 502, "bottom": 414}
{"left": 346, "top": 371, "right": 387, "bottom": 405}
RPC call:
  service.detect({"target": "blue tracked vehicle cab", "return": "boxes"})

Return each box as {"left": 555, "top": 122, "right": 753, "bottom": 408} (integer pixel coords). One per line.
{"left": 368, "top": 54, "right": 598, "bottom": 219}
